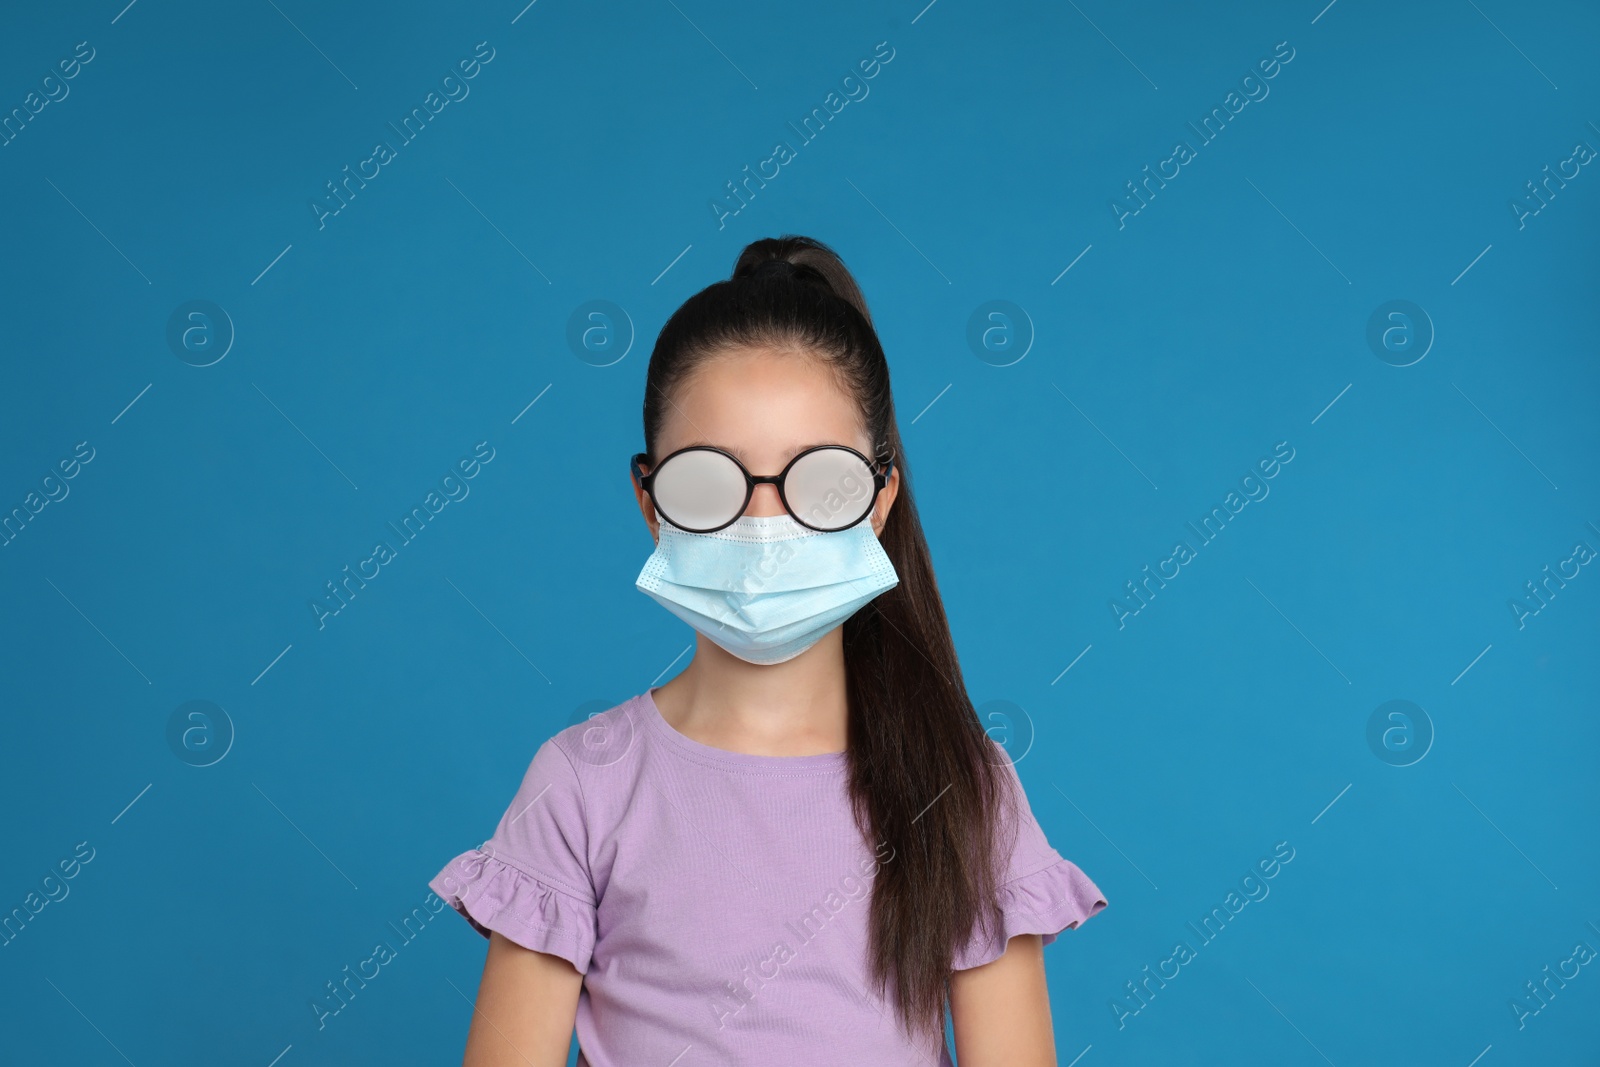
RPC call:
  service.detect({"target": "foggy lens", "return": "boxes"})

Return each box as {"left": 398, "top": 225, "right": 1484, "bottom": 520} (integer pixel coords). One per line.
{"left": 654, "top": 450, "right": 747, "bottom": 530}
{"left": 785, "top": 448, "right": 874, "bottom": 531}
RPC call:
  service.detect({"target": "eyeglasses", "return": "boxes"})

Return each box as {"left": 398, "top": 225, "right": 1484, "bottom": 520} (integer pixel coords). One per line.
{"left": 631, "top": 443, "right": 895, "bottom": 533}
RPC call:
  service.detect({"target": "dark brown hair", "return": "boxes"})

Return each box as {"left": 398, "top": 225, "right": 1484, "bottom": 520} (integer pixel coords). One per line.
{"left": 639, "top": 234, "right": 1014, "bottom": 1051}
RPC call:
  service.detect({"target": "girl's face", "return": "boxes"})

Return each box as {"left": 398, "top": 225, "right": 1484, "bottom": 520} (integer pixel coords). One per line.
{"left": 634, "top": 346, "right": 899, "bottom": 544}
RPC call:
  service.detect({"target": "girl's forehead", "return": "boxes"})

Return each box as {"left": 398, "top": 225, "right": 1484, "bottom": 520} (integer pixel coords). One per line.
{"left": 663, "top": 351, "right": 867, "bottom": 446}
{"left": 686, "top": 344, "right": 840, "bottom": 390}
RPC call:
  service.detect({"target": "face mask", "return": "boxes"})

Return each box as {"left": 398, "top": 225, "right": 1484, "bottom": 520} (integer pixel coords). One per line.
{"left": 635, "top": 511, "right": 900, "bottom": 665}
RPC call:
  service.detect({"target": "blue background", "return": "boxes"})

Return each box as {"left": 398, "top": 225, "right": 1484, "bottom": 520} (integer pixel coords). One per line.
{"left": 2, "top": 0, "right": 1597, "bottom": 1063}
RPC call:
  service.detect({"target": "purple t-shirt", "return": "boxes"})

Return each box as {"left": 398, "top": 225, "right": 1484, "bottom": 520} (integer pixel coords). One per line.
{"left": 428, "top": 688, "right": 1107, "bottom": 1066}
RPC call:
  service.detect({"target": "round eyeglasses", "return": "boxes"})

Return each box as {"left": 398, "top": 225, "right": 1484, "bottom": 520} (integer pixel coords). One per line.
{"left": 631, "top": 444, "right": 895, "bottom": 533}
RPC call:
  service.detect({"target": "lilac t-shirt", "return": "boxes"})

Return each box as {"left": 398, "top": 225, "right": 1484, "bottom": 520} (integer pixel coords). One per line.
{"left": 428, "top": 688, "right": 1107, "bottom": 1066}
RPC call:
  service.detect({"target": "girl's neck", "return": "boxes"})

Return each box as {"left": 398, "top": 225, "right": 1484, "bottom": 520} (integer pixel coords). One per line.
{"left": 650, "top": 632, "right": 850, "bottom": 758}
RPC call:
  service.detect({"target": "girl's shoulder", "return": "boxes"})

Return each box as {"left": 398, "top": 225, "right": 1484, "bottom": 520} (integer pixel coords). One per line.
{"left": 510, "top": 692, "right": 656, "bottom": 836}
{"left": 542, "top": 691, "right": 652, "bottom": 779}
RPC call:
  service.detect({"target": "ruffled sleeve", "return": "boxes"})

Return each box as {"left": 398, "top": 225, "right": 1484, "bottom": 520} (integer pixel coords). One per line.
{"left": 428, "top": 738, "right": 599, "bottom": 975}
{"left": 951, "top": 746, "right": 1109, "bottom": 972}
{"left": 951, "top": 856, "right": 1108, "bottom": 971}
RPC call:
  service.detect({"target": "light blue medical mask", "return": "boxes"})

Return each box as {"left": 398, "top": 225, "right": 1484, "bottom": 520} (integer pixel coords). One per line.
{"left": 635, "top": 511, "right": 900, "bottom": 665}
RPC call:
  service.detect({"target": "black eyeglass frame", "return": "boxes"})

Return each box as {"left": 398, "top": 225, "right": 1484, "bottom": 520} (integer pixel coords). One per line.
{"left": 631, "top": 443, "right": 896, "bottom": 534}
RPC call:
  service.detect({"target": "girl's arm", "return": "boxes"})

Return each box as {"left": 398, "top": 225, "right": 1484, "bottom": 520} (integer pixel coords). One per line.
{"left": 948, "top": 933, "right": 1057, "bottom": 1067}
{"left": 461, "top": 931, "right": 584, "bottom": 1067}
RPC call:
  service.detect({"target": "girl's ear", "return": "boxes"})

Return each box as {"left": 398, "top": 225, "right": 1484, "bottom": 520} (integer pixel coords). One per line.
{"left": 871, "top": 465, "right": 899, "bottom": 538}
{"left": 632, "top": 462, "right": 661, "bottom": 545}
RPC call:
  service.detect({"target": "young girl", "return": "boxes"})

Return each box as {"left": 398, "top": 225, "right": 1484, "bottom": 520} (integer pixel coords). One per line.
{"left": 429, "top": 235, "right": 1107, "bottom": 1066}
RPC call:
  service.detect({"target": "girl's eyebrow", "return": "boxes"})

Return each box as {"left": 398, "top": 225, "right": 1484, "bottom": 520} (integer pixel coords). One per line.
{"left": 685, "top": 441, "right": 840, "bottom": 464}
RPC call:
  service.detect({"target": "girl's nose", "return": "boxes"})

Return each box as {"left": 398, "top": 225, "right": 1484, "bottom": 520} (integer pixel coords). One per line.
{"left": 744, "top": 481, "right": 786, "bottom": 517}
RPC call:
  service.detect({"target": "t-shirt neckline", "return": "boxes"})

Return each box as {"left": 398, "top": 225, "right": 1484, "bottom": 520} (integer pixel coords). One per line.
{"left": 640, "top": 686, "right": 848, "bottom": 776}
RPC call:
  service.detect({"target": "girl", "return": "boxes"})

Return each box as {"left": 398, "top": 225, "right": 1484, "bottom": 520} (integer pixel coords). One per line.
{"left": 429, "top": 235, "right": 1107, "bottom": 1066}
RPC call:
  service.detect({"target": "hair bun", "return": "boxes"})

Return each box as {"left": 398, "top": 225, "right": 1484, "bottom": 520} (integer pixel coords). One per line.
{"left": 748, "top": 257, "right": 798, "bottom": 280}
{"left": 741, "top": 256, "right": 830, "bottom": 291}
{"left": 730, "top": 235, "right": 873, "bottom": 328}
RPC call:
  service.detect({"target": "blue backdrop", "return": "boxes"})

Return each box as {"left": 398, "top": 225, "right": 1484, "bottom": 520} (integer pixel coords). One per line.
{"left": 2, "top": 0, "right": 1596, "bottom": 1063}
